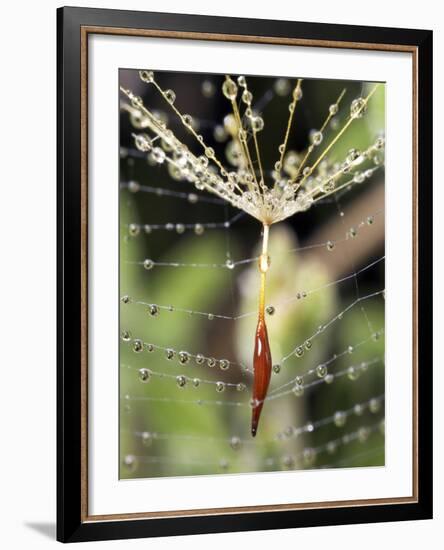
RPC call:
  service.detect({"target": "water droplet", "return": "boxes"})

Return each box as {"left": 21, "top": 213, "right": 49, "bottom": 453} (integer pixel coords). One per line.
{"left": 139, "top": 70, "right": 154, "bottom": 83}
{"left": 128, "top": 180, "right": 140, "bottom": 193}
{"left": 305, "top": 422, "right": 314, "bottom": 433}
{"left": 236, "top": 383, "right": 246, "bottom": 392}
{"left": 176, "top": 223, "right": 185, "bottom": 234}
{"left": 347, "top": 366, "right": 360, "bottom": 381}
{"left": 272, "top": 364, "right": 281, "bottom": 374}
{"left": 348, "top": 345, "right": 354, "bottom": 353}
{"left": 176, "top": 375, "right": 187, "bottom": 388}
{"left": 121, "top": 330, "right": 131, "bottom": 342}
{"left": 123, "top": 454, "right": 137, "bottom": 472}
{"left": 354, "top": 404, "right": 364, "bottom": 416}
{"left": 358, "top": 427, "right": 370, "bottom": 442}
{"left": 219, "top": 359, "right": 230, "bottom": 370}
{"left": 205, "top": 147, "right": 215, "bottom": 159}
{"left": 143, "top": 259, "right": 154, "bottom": 271}
{"left": 195, "top": 353, "right": 205, "bottom": 365}
{"left": 207, "top": 313, "right": 214, "bottom": 321}
{"left": 201, "top": 80, "right": 215, "bottom": 98}
{"left": 348, "top": 227, "right": 357, "bottom": 239}
{"left": 311, "top": 130, "right": 323, "bottom": 146}
{"left": 222, "top": 78, "right": 238, "bottom": 100}
{"left": 182, "top": 114, "right": 193, "bottom": 127}
{"left": 148, "top": 304, "right": 159, "bottom": 317}
{"left": 326, "top": 240, "right": 335, "bottom": 251}
{"left": 252, "top": 116, "right": 264, "bottom": 132}
{"left": 266, "top": 305, "right": 275, "bottom": 315}
{"left": 164, "top": 89, "right": 176, "bottom": 104}
{"left": 292, "top": 384, "right": 304, "bottom": 397}
{"left": 143, "top": 224, "right": 152, "bottom": 234}
{"left": 334, "top": 411, "right": 347, "bottom": 427}
{"left": 131, "top": 95, "right": 143, "bottom": 108}
{"left": 132, "top": 340, "right": 143, "bottom": 353}
{"left": 293, "top": 86, "right": 303, "bottom": 101}
{"left": 274, "top": 78, "right": 291, "bottom": 96}
{"left": 324, "top": 373, "right": 334, "bottom": 384}
{"left": 194, "top": 223, "right": 205, "bottom": 235}
{"left": 329, "top": 103, "right": 339, "bottom": 115}
{"left": 178, "top": 351, "right": 190, "bottom": 364}
{"left": 295, "top": 346, "right": 304, "bottom": 357}
{"left": 350, "top": 97, "right": 367, "bottom": 119}
{"left": 304, "top": 340, "right": 312, "bottom": 350}
{"left": 225, "top": 259, "right": 235, "bottom": 270}
{"left": 166, "top": 348, "right": 175, "bottom": 360}
{"left": 242, "top": 89, "right": 253, "bottom": 104}
{"left": 216, "top": 381, "right": 225, "bottom": 393}
{"left": 146, "top": 343, "right": 154, "bottom": 352}
{"left": 367, "top": 216, "right": 374, "bottom": 225}
{"left": 354, "top": 171, "right": 365, "bottom": 184}
{"left": 230, "top": 436, "right": 241, "bottom": 450}
{"left": 151, "top": 147, "right": 166, "bottom": 164}
{"left": 138, "top": 368, "right": 151, "bottom": 383}
{"left": 316, "top": 365, "right": 327, "bottom": 378}
{"left": 128, "top": 224, "right": 140, "bottom": 237}
{"left": 369, "top": 398, "right": 381, "bottom": 414}
{"left": 207, "top": 357, "right": 216, "bottom": 368}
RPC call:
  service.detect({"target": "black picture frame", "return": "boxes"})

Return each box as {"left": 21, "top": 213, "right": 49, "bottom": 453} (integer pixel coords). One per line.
{"left": 57, "top": 5, "right": 433, "bottom": 543}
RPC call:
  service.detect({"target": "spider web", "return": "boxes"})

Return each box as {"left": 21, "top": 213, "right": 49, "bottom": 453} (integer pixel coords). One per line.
{"left": 119, "top": 70, "right": 385, "bottom": 479}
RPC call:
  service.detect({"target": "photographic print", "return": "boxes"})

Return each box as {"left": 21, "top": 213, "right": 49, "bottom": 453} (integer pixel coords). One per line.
{"left": 58, "top": 9, "right": 432, "bottom": 541}
{"left": 118, "top": 69, "right": 386, "bottom": 480}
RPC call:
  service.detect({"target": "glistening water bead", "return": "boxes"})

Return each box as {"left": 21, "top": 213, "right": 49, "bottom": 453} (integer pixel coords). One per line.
{"left": 148, "top": 304, "right": 159, "bottom": 317}
{"left": 316, "top": 364, "right": 327, "bottom": 378}
{"left": 222, "top": 78, "right": 238, "bottom": 100}
{"left": 138, "top": 368, "right": 151, "bottom": 383}
{"left": 121, "top": 330, "right": 131, "bottom": 342}
{"left": 143, "top": 258, "right": 154, "bottom": 270}
{"left": 334, "top": 411, "right": 347, "bottom": 427}
{"left": 132, "top": 339, "right": 143, "bottom": 353}
{"left": 219, "top": 359, "right": 230, "bottom": 370}
{"left": 350, "top": 97, "right": 367, "bottom": 118}
{"left": 178, "top": 351, "right": 190, "bottom": 364}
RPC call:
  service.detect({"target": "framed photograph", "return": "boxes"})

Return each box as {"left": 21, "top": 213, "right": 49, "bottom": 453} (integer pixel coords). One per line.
{"left": 57, "top": 6, "right": 433, "bottom": 543}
